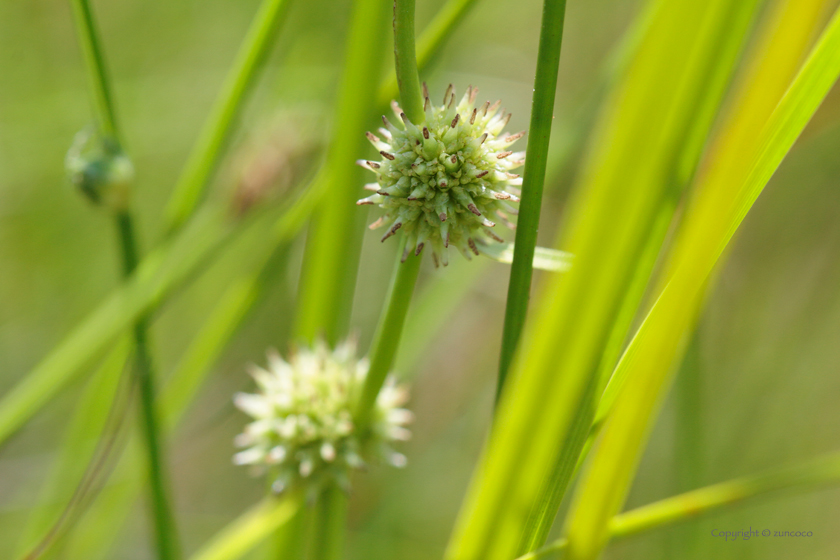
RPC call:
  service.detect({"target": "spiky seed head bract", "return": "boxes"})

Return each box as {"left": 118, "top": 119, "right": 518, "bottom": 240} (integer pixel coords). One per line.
{"left": 65, "top": 127, "right": 133, "bottom": 212}
{"left": 233, "top": 339, "right": 411, "bottom": 496}
{"left": 357, "top": 84, "right": 524, "bottom": 267}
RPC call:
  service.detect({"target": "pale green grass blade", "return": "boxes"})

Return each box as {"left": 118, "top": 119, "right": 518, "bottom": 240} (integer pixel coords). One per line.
{"left": 0, "top": 177, "right": 320, "bottom": 449}
{"left": 187, "top": 493, "right": 304, "bottom": 560}
{"left": 565, "top": 4, "right": 840, "bottom": 559}
{"left": 443, "top": 1, "right": 760, "bottom": 559}
{"left": 293, "top": 0, "right": 391, "bottom": 344}
{"left": 0, "top": 207, "right": 229, "bottom": 447}
{"left": 14, "top": 340, "right": 130, "bottom": 558}
{"left": 55, "top": 183, "right": 325, "bottom": 560}
{"left": 477, "top": 243, "right": 572, "bottom": 273}
{"left": 164, "top": 0, "right": 294, "bottom": 232}
{"left": 521, "top": 451, "right": 840, "bottom": 560}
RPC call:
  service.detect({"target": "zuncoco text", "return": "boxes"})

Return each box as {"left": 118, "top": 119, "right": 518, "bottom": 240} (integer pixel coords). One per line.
{"left": 711, "top": 527, "right": 814, "bottom": 541}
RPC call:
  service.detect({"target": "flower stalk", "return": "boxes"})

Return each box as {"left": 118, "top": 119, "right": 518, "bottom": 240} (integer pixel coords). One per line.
{"left": 69, "top": 1, "right": 179, "bottom": 558}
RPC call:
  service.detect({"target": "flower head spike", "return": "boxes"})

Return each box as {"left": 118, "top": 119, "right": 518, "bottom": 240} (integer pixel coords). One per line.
{"left": 357, "top": 85, "right": 525, "bottom": 266}
{"left": 233, "top": 339, "right": 411, "bottom": 496}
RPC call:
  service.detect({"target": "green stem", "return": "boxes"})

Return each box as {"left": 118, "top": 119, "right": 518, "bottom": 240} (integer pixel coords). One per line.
{"left": 518, "top": 451, "right": 840, "bottom": 560}
{"left": 354, "top": 0, "right": 425, "bottom": 427}
{"left": 497, "top": 0, "right": 567, "bottom": 399}
{"left": 165, "top": 0, "right": 293, "bottom": 233}
{"left": 393, "top": 0, "right": 425, "bottom": 123}
{"left": 310, "top": 485, "right": 348, "bottom": 560}
{"left": 70, "top": 1, "right": 179, "bottom": 557}
{"left": 379, "top": 0, "right": 480, "bottom": 106}
{"left": 354, "top": 236, "right": 422, "bottom": 431}
{"left": 69, "top": 0, "right": 118, "bottom": 140}
{"left": 116, "top": 212, "right": 181, "bottom": 560}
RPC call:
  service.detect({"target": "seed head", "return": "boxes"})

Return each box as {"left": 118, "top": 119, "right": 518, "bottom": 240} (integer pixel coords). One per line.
{"left": 233, "top": 339, "right": 411, "bottom": 495}
{"left": 357, "top": 85, "right": 524, "bottom": 266}
{"left": 65, "top": 127, "right": 133, "bottom": 212}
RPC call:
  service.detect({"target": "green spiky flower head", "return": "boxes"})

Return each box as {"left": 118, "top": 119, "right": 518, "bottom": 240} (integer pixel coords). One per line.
{"left": 233, "top": 339, "right": 411, "bottom": 495}
{"left": 357, "top": 85, "right": 524, "bottom": 266}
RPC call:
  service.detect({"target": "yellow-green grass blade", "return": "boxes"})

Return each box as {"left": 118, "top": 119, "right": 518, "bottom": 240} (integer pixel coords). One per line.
{"left": 587, "top": 0, "right": 831, "bottom": 499}
{"left": 564, "top": 3, "right": 840, "bottom": 559}
{"left": 187, "top": 493, "right": 305, "bottom": 560}
{"left": 521, "top": 451, "right": 840, "bottom": 560}
{"left": 443, "top": 1, "right": 761, "bottom": 558}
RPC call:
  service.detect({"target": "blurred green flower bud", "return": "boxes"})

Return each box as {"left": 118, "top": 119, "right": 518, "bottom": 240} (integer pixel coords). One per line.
{"left": 233, "top": 339, "right": 412, "bottom": 497}
{"left": 357, "top": 84, "right": 524, "bottom": 267}
{"left": 65, "top": 127, "right": 133, "bottom": 211}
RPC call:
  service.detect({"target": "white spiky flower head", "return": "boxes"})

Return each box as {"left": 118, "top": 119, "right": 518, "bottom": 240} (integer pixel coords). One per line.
{"left": 357, "top": 84, "right": 524, "bottom": 267}
{"left": 233, "top": 339, "right": 411, "bottom": 495}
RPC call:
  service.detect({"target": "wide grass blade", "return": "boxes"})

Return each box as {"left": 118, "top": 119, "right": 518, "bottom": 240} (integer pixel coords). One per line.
{"left": 564, "top": 3, "right": 840, "bottom": 558}
{"left": 444, "top": 1, "right": 761, "bottom": 558}
{"left": 293, "top": 0, "right": 392, "bottom": 344}
{"left": 187, "top": 493, "right": 305, "bottom": 560}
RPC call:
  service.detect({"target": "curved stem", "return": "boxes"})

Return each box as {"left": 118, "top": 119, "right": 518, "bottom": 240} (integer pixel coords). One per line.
{"left": 165, "top": 0, "right": 293, "bottom": 233}
{"left": 497, "top": 0, "right": 567, "bottom": 399}
{"left": 393, "top": 0, "right": 425, "bottom": 123}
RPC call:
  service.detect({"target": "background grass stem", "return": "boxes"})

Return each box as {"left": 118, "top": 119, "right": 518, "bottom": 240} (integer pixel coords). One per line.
{"left": 115, "top": 212, "right": 181, "bottom": 560}
{"left": 164, "top": 0, "right": 293, "bottom": 232}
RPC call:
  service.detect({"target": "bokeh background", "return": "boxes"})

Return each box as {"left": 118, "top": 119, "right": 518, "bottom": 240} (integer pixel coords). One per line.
{"left": 2, "top": 0, "right": 840, "bottom": 559}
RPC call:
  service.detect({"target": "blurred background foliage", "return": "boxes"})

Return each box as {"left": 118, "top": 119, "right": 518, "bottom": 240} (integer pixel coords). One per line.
{"left": 1, "top": 0, "right": 840, "bottom": 559}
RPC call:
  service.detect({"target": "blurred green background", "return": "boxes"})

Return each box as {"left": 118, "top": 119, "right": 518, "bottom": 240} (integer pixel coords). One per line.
{"left": 1, "top": 0, "right": 840, "bottom": 558}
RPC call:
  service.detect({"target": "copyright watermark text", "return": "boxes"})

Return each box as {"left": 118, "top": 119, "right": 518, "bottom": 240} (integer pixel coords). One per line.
{"left": 711, "top": 527, "right": 813, "bottom": 541}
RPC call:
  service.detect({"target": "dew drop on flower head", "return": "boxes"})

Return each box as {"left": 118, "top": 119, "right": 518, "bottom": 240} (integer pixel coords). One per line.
{"left": 232, "top": 339, "right": 412, "bottom": 496}
{"left": 357, "top": 84, "right": 524, "bottom": 267}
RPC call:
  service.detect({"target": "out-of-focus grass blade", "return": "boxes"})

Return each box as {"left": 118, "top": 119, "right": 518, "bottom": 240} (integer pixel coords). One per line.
{"left": 0, "top": 179, "right": 318, "bottom": 446}
{"left": 565, "top": 3, "right": 840, "bottom": 559}
{"left": 0, "top": 207, "right": 231, "bottom": 447}
{"left": 443, "top": 1, "right": 761, "bottom": 558}
{"left": 14, "top": 341, "right": 130, "bottom": 557}
{"left": 477, "top": 243, "right": 573, "bottom": 272}
{"left": 187, "top": 493, "right": 304, "bottom": 560}
{"left": 164, "top": 0, "right": 294, "bottom": 232}
{"left": 520, "top": 451, "right": 840, "bottom": 560}
{"left": 55, "top": 183, "right": 325, "bottom": 560}
{"left": 293, "top": 0, "right": 391, "bottom": 344}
